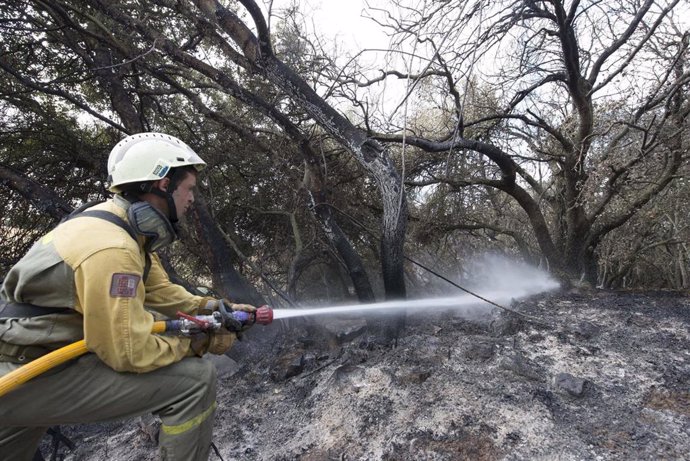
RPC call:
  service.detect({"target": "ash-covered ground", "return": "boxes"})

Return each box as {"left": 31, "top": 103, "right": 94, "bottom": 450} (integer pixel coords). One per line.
{"left": 42, "top": 289, "right": 689, "bottom": 460}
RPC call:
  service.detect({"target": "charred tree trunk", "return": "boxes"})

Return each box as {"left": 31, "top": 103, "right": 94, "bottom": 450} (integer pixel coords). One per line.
{"left": 192, "top": 194, "right": 266, "bottom": 305}
{"left": 0, "top": 164, "right": 72, "bottom": 220}
{"left": 301, "top": 154, "right": 376, "bottom": 303}
{"left": 310, "top": 200, "right": 376, "bottom": 303}
{"left": 90, "top": 44, "right": 145, "bottom": 134}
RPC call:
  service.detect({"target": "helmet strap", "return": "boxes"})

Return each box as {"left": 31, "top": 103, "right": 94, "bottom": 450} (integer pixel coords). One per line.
{"left": 150, "top": 187, "right": 179, "bottom": 227}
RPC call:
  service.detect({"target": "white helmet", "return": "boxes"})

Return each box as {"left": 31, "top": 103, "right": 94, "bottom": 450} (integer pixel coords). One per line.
{"left": 107, "top": 132, "right": 206, "bottom": 192}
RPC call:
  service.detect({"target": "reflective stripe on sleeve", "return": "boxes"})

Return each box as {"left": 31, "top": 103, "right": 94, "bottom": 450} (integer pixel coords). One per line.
{"left": 160, "top": 401, "right": 218, "bottom": 435}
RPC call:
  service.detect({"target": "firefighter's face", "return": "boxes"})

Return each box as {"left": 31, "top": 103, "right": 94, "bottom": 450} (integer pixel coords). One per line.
{"left": 171, "top": 172, "right": 197, "bottom": 217}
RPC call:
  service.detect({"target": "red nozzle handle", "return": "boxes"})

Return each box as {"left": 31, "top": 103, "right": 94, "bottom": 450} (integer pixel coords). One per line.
{"left": 255, "top": 305, "right": 273, "bottom": 325}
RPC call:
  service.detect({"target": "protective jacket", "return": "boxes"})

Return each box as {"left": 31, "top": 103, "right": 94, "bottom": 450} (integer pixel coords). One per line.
{"left": 0, "top": 196, "right": 203, "bottom": 372}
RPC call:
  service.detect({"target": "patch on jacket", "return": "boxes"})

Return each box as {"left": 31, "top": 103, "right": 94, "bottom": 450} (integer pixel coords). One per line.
{"left": 110, "top": 273, "right": 141, "bottom": 298}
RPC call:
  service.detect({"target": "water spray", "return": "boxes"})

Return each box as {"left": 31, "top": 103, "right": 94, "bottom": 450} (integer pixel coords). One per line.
{"left": 272, "top": 292, "right": 508, "bottom": 321}
{"left": 271, "top": 266, "right": 559, "bottom": 327}
{"left": 263, "top": 255, "right": 562, "bottom": 330}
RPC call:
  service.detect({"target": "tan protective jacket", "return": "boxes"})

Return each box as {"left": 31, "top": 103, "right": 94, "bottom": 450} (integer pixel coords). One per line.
{"left": 0, "top": 196, "right": 203, "bottom": 372}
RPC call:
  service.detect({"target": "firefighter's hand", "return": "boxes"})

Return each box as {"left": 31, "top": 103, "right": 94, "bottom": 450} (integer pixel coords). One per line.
{"left": 226, "top": 302, "right": 256, "bottom": 313}
{"left": 207, "top": 328, "right": 236, "bottom": 354}
{"left": 217, "top": 300, "right": 257, "bottom": 334}
{"left": 189, "top": 328, "right": 236, "bottom": 356}
{"left": 199, "top": 298, "right": 256, "bottom": 315}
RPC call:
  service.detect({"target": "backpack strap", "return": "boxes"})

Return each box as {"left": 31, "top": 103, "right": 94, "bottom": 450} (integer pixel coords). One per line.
{"left": 65, "top": 206, "right": 152, "bottom": 281}
{"left": 64, "top": 199, "right": 105, "bottom": 218}
{"left": 74, "top": 210, "right": 138, "bottom": 242}
{"left": 0, "top": 300, "right": 69, "bottom": 318}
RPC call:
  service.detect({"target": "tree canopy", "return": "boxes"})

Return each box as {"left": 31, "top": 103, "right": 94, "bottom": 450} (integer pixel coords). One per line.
{"left": 1, "top": 0, "right": 688, "bottom": 309}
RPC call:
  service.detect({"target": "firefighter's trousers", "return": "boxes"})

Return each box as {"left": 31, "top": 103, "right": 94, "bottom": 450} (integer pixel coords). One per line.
{"left": 0, "top": 354, "right": 217, "bottom": 461}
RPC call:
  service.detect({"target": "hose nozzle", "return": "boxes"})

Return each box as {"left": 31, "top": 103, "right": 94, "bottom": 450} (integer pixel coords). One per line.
{"left": 220, "top": 304, "right": 273, "bottom": 328}
{"left": 254, "top": 305, "right": 273, "bottom": 324}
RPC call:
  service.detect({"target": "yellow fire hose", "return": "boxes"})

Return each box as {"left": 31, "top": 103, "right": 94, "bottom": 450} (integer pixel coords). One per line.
{"left": 0, "top": 321, "right": 166, "bottom": 398}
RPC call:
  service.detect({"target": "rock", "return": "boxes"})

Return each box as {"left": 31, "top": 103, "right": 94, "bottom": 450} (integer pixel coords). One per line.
{"left": 332, "top": 365, "right": 365, "bottom": 388}
{"left": 554, "top": 372, "right": 589, "bottom": 397}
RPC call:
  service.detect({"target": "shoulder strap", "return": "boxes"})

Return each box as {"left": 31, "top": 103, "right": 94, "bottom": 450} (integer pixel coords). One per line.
{"left": 65, "top": 207, "right": 151, "bottom": 281}
{"left": 75, "top": 210, "right": 138, "bottom": 242}
{"left": 0, "top": 300, "right": 70, "bottom": 317}
{"left": 64, "top": 200, "right": 105, "bottom": 219}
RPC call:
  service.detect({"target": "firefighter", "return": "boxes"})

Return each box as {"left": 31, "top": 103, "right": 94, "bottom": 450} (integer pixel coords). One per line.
{"left": 0, "top": 132, "right": 255, "bottom": 460}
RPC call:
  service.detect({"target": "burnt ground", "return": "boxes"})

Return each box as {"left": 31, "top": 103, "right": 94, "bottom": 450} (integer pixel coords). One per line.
{"left": 40, "top": 290, "right": 689, "bottom": 460}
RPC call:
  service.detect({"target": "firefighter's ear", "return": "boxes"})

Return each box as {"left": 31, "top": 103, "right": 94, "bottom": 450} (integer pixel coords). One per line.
{"left": 154, "top": 177, "right": 171, "bottom": 192}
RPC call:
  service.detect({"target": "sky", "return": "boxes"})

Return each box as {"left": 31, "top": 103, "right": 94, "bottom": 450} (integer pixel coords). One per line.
{"left": 264, "top": 0, "right": 430, "bottom": 124}
{"left": 266, "top": 0, "right": 404, "bottom": 78}
{"left": 270, "top": 0, "right": 390, "bottom": 52}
